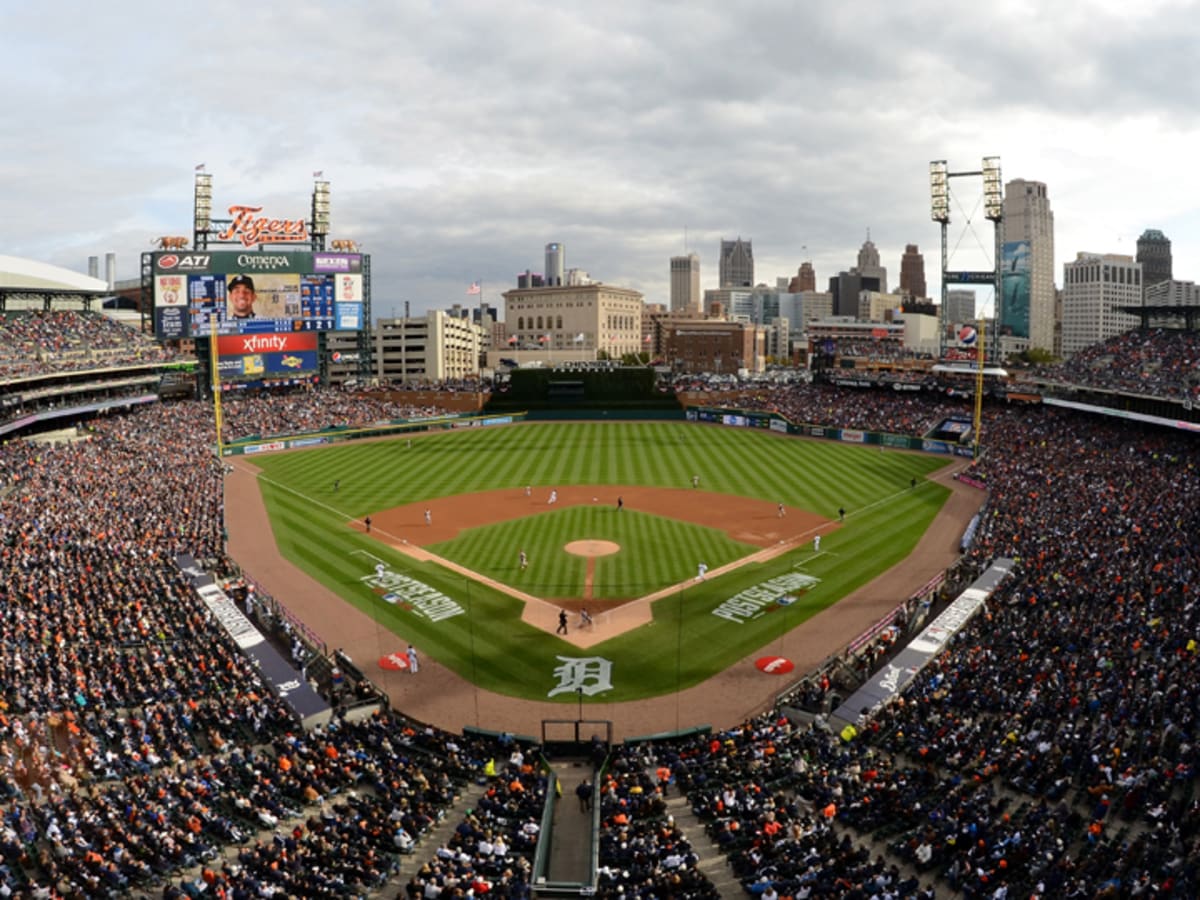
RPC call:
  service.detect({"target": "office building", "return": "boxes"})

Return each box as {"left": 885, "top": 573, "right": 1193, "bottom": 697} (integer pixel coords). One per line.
{"left": 719, "top": 238, "right": 754, "bottom": 288}
{"left": 660, "top": 318, "right": 765, "bottom": 374}
{"left": 899, "top": 244, "right": 927, "bottom": 299}
{"left": 502, "top": 282, "right": 644, "bottom": 360}
{"left": 327, "top": 310, "right": 483, "bottom": 385}
{"left": 943, "top": 289, "right": 976, "bottom": 330}
{"left": 788, "top": 261, "right": 816, "bottom": 293}
{"left": 1061, "top": 253, "right": 1141, "bottom": 356}
{"left": 1001, "top": 179, "right": 1056, "bottom": 354}
{"left": 829, "top": 271, "right": 882, "bottom": 318}
{"left": 1145, "top": 279, "right": 1200, "bottom": 307}
{"left": 1136, "top": 229, "right": 1172, "bottom": 292}
{"left": 670, "top": 253, "right": 701, "bottom": 314}
{"left": 853, "top": 238, "right": 887, "bottom": 293}
{"left": 545, "top": 242, "right": 565, "bottom": 287}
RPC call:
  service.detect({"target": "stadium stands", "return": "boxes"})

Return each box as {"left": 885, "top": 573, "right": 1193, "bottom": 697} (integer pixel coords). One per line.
{"left": 0, "top": 310, "right": 177, "bottom": 380}
{"left": 2, "top": 312, "right": 1200, "bottom": 896}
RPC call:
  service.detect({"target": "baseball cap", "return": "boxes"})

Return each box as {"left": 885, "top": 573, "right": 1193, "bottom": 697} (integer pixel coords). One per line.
{"left": 228, "top": 274, "right": 256, "bottom": 292}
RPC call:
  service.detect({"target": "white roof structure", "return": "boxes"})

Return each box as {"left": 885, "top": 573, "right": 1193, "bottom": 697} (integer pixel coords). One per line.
{"left": 0, "top": 255, "right": 109, "bottom": 292}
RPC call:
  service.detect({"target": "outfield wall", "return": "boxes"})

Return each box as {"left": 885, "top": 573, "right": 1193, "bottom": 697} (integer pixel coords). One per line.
{"left": 684, "top": 404, "right": 976, "bottom": 457}
{"left": 220, "top": 411, "right": 523, "bottom": 456}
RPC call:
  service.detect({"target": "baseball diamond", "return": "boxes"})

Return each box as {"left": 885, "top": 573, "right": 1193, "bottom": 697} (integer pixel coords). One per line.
{"left": 227, "top": 420, "right": 982, "bottom": 737}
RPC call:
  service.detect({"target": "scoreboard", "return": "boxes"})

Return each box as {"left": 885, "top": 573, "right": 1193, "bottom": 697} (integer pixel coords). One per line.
{"left": 151, "top": 250, "right": 365, "bottom": 339}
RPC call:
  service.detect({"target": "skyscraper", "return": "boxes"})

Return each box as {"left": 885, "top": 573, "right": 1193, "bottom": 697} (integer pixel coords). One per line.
{"left": 719, "top": 238, "right": 754, "bottom": 288}
{"left": 788, "top": 261, "right": 816, "bottom": 293}
{"left": 943, "top": 289, "right": 976, "bottom": 328}
{"left": 1001, "top": 179, "right": 1056, "bottom": 353}
{"left": 853, "top": 238, "right": 887, "bottom": 293}
{"left": 899, "top": 244, "right": 926, "bottom": 299}
{"left": 1061, "top": 253, "right": 1141, "bottom": 356}
{"left": 545, "top": 242, "right": 565, "bottom": 287}
{"left": 670, "top": 253, "right": 701, "bottom": 315}
{"left": 1136, "top": 229, "right": 1172, "bottom": 293}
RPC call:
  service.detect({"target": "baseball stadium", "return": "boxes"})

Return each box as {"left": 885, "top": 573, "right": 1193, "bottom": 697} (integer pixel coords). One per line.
{"left": 3, "top": 233, "right": 1200, "bottom": 900}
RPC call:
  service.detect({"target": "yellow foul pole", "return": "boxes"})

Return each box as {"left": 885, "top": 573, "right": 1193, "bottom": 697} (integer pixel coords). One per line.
{"left": 973, "top": 317, "right": 985, "bottom": 459}
{"left": 209, "top": 317, "right": 225, "bottom": 457}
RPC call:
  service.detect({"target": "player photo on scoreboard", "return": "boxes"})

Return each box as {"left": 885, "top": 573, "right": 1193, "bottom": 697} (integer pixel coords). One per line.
{"left": 224, "top": 273, "right": 302, "bottom": 320}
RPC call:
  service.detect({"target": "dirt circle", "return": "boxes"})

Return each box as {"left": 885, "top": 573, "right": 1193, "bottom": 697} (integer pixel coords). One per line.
{"left": 564, "top": 539, "right": 620, "bottom": 557}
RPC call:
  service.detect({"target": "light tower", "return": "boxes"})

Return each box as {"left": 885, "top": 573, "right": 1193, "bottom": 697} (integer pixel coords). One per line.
{"left": 311, "top": 179, "right": 330, "bottom": 252}
{"left": 930, "top": 157, "right": 1003, "bottom": 361}
{"left": 192, "top": 172, "right": 213, "bottom": 250}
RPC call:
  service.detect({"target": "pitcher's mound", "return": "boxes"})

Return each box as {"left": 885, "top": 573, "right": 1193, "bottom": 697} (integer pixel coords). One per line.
{"left": 564, "top": 539, "right": 620, "bottom": 557}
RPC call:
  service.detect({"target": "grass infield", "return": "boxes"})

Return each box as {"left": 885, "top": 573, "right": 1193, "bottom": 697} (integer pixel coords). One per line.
{"left": 252, "top": 421, "right": 952, "bottom": 702}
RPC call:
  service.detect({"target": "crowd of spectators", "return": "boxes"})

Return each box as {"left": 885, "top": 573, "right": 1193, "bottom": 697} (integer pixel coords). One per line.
{"left": 592, "top": 745, "right": 721, "bottom": 898}
{"left": 5, "top": 335, "right": 1200, "bottom": 896}
{"left": 1023, "top": 326, "right": 1200, "bottom": 401}
{"left": 401, "top": 744, "right": 542, "bottom": 899}
{"left": 0, "top": 310, "right": 177, "bottom": 381}
{"left": 821, "top": 343, "right": 934, "bottom": 364}
{"left": 733, "top": 383, "right": 975, "bottom": 436}
{"left": 219, "top": 390, "right": 457, "bottom": 442}
{"left": 0, "top": 398, "right": 500, "bottom": 897}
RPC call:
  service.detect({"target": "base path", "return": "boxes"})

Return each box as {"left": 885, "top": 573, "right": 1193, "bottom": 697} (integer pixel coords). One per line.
{"left": 225, "top": 459, "right": 983, "bottom": 740}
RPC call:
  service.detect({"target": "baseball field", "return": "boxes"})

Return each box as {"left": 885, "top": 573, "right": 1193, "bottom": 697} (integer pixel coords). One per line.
{"left": 244, "top": 421, "right": 956, "bottom": 706}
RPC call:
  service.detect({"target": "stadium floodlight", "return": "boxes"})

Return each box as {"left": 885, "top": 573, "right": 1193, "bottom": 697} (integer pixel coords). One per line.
{"left": 312, "top": 180, "right": 331, "bottom": 234}
{"left": 983, "top": 156, "right": 1003, "bottom": 221}
{"left": 930, "top": 160, "right": 949, "bottom": 223}
{"left": 193, "top": 173, "right": 213, "bottom": 231}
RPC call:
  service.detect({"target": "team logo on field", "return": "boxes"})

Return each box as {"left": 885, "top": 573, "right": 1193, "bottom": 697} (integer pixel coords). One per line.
{"left": 548, "top": 656, "right": 613, "bottom": 698}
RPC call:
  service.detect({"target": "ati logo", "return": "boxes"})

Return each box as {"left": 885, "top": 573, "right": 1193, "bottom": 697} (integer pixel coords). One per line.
{"left": 158, "top": 254, "right": 211, "bottom": 271}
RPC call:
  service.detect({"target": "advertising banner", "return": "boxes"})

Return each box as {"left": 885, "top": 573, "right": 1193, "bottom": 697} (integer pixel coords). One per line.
{"left": 831, "top": 559, "right": 1015, "bottom": 727}
{"left": 217, "top": 332, "right": 318, "bottom": 355}
{"left": 1001, "top": 241, "right": 1031, "bottom": 338}
{"left": 175, "top": 554, "right": 329, "bottom": 729}
{"left": 218, "top": 351, "right": 318, "bottom": 378}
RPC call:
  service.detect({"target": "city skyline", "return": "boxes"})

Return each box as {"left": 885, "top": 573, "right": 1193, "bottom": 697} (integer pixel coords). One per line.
{"left": 2, "top": 1, "right": 1198, "bottom": 321}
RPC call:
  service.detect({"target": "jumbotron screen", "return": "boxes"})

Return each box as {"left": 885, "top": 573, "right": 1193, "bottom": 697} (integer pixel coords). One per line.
{"left": 151, "top": 250, "right": 365, "bottom": 339}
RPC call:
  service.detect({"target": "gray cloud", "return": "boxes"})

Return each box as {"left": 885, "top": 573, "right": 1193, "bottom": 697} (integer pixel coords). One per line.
{"left": 2, "top": 0, "right": 1197, "bottom": 319}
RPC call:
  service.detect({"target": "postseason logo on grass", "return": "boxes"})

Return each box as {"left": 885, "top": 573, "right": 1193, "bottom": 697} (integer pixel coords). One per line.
{"left": 362, "top": 569, "right": 465, "bottom": 622}
{"left": 711, "top": 573, "right": 820, "bottom": 624}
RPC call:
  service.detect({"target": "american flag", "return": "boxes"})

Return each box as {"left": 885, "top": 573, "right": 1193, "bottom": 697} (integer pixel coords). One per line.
{"left": 466, "top": 282, "right": 481, "bottom": 295}
{"left": 313, "top": 170, "right": 324, "bottom": 178}
{"left": 195, "top": 163, "right": 206, "bottom": 172}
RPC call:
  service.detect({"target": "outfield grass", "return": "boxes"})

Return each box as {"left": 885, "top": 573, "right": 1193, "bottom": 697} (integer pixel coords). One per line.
{"left": 252, "top": 422, "right": 952, "bottom": 702}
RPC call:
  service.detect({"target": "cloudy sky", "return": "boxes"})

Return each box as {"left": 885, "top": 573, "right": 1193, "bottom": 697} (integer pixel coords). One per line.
{"left": 3, "top": 1, "right": 1198, "bottom": 319}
